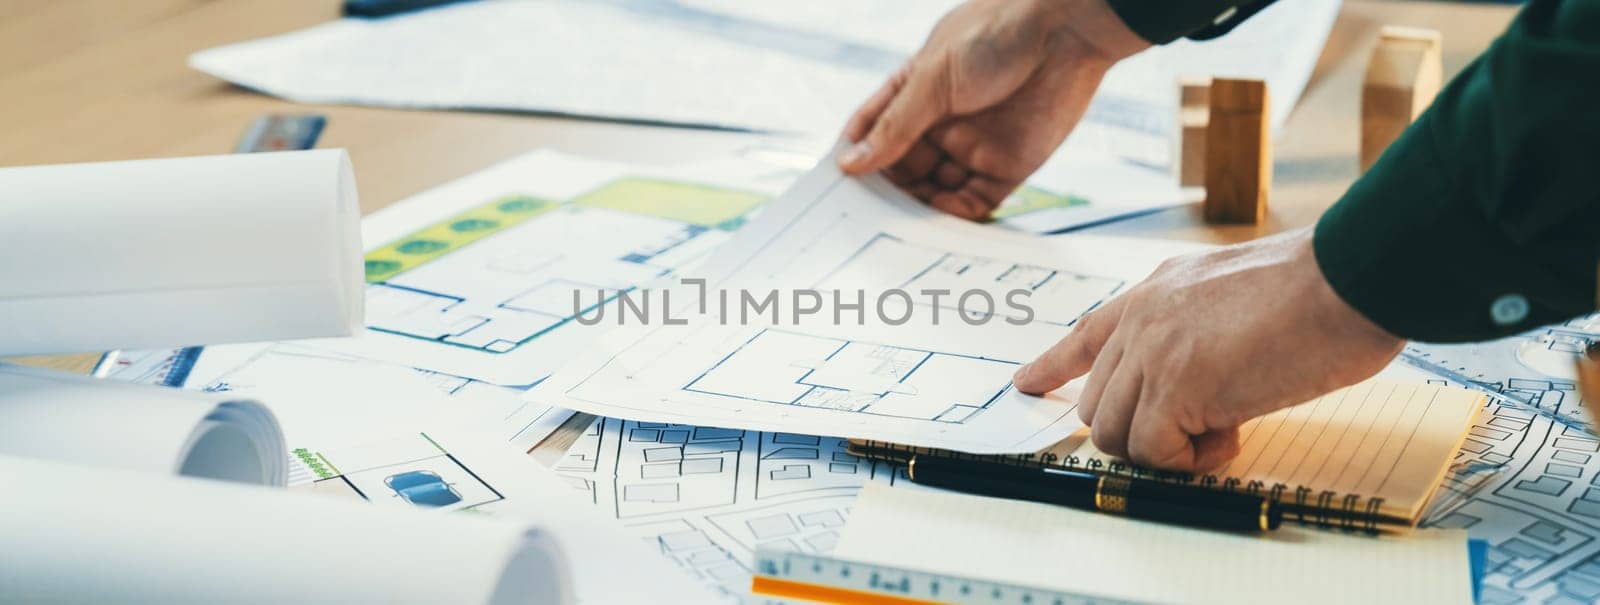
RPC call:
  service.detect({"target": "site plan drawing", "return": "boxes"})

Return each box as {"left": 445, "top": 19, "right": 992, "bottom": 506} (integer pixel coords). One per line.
{"left": 284, "top": 427, "right": 716, "bottom": 602}
{"left": 1407, "top": 314, "right": 1600, "bottom": 603}
{"left": 308, "top": 150, "right": 789, "bottom": 385}
{"left": 554, "top": 416, "right": 905, "bottom": 602}
{"left": 530, "top": 153, "right": 1208, "bottom": 453}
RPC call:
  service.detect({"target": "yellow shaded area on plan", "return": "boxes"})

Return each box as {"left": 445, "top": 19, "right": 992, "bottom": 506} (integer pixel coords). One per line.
{"left": 573, "top": 177, "right": 766, "bottom": 229}
{"left": 364, "top": 195, "right": 557, "bottom": 283}
{"left": 989, "top": 185, "right": 1089, "bottom": 220}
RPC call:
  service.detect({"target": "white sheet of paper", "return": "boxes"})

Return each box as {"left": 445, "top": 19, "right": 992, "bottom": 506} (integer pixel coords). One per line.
{"left": 188, "top": 0, "right": 1339, "bottom": 166}
{"left": 834, "top": 483, "right": 1472, "bottom": 605}
{"left": 0, "top": 454, "right": 570, "bottom": 605}
{"left": 0, "top": 364, "right": 285, "bottom": 485}
{"left": 0, "top": 150, "right": 363, "bottom": 356}
{"left": 426, "top": 427, "right": 720, "bottom": 603}
{"left": 183, "top": 340, "right": 572, "bottom": 458}
{"left": 527, "top": 152, "right": 1206, "bottom": 453}
{"left": 270, "top": 426, "right": 718, "bottom": 603}
{"left": 993, "top": 151, "right": 1203, "bottom": 234}
{"left": 293, "top": 149, "right": 788, "bottom": 385}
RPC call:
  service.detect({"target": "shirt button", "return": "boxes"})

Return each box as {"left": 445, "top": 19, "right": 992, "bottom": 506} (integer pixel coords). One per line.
{"left": 1490, "top": 294, "right": 1529, "bottom": 326}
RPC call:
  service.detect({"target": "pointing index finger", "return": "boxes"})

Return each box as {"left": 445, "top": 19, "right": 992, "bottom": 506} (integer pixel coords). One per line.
{"left": 1013, "top": 295, "right": 1127, "bottom": 395}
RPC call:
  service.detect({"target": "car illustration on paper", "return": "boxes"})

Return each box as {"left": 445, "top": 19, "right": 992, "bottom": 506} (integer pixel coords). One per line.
{"left": 383, "top": 470, "right": 463, "bottom": 507}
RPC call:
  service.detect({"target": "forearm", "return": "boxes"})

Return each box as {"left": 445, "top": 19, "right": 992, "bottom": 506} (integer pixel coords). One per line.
{"left": 1313, "top": 0, "right": 1600, "bottom": 342}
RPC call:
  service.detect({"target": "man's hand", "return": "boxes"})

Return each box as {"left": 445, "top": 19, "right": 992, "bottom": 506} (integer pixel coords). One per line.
{"left": 1012, "top": 229, "right": 1406, "bottom": 472}
{"left": 838, "top": 0, "right": 1148, "bottom": 220}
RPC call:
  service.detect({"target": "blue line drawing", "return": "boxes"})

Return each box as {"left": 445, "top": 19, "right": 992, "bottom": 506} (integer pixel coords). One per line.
{"left": 684, "top": 328, "right": 1018, "bottom": 424}
{"left": 812, "top": 233, "right": 1126, "bottom": 328}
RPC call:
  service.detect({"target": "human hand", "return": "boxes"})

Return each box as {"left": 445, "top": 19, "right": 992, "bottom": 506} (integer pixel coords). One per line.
{"left": 1012, "top": 229, "right": 1406, "bottom": 472}
{"left": 837, "top": 0, "right": 1149, "bottom": 220}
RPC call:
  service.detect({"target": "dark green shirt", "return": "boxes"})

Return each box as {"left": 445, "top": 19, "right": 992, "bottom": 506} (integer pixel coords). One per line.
{"left": 1107, "top": 0, "right": 1600, "bottom": 343}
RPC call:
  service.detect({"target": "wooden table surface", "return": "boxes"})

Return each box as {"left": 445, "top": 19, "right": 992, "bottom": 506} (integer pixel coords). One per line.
{"left": 0, "top": 0, "right": 1518, "bottom": 453}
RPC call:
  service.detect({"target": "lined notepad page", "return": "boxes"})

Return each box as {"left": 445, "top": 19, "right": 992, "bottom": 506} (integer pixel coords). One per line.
{"left": 835, "top": 483, "right": 1472, "bottom": 605}
{"left": 1055, "top": 379, "right": 1485, "bottom": 521}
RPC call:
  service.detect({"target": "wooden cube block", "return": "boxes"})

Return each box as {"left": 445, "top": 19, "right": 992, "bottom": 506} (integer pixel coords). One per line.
{"left": 1361, "top": 26, "right": 1442, "bottom": 172}
{"left": 1176, "top": 76, "right": 1211, "bottom": 188}
{"left": 1203, "top": 78, "right": 1270, "bottom": 224}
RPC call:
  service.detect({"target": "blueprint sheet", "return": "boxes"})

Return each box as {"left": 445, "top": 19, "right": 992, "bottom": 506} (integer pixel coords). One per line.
{"left": 529, "top": 154, "right": 1208, "bottom": 453}
{"left": 552, "top": 416, "right": 908, "bottom": 602}
{"left": 182, "top": 341, "right": 571, "bottom": 460}
{"left": 300, "top": 150, "right": 791, "bottom": 386}
{"left": 279, "top": 426, "right": 716, "bottom": 603}
{"left": 1405, "top": 314, "right": 1600, "bottom": 603}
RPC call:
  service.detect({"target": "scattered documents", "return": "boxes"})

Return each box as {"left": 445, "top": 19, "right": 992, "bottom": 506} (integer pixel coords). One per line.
{"left": 529, "top": 152, "right": 1207, "bottom": 453}
{"left": 0, "top": 150, "right": 363, "bottom": 356}
{"left": 0, "top": 454, "right": 570, "bottom": 605}
{"left": 188, "top": 0, "right": 1338, "bottom": 167}
{"left": 1051, "top": 378, "right": 1486, "bottom": 526}
{"left": 834, "top": 482, "right": 1473, "bottom": 605}
{"left": 1397, "top": 313, "right": 1600, "bottom": 602}
{"left": 0, "top": 364, "right": 285, "bottom": 484}
{"left": 291, "top": 149, "right": 789, "bottom": 385}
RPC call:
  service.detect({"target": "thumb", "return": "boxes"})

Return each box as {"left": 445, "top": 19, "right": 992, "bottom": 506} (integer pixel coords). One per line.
{"left": 839, "top": 61, "right": 949, "bottom": 175}
{"left": 1013, "top": 296, "right": 1126, "bottom": 394}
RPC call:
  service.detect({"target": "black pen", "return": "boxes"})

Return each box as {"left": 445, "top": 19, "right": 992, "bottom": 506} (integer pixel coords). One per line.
{"left": 905, "top": 454, "right": 1282, "bottom": 533}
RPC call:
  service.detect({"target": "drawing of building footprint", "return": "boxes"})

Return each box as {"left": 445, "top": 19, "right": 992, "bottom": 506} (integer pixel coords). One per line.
{"left": 814, "top": 233, "right": 1124, "bottom": 327}
{"left": 1413, "top": 314, "right": 1600, "bottom": 603}
{"left": 365, "top": 178, "right": 766, "bottom": 354}
{"left": 555, "top": 417, "right": 902, "bottom": 602}
{"left": 686, "top": 328, "right": 1018, "bottom": 423}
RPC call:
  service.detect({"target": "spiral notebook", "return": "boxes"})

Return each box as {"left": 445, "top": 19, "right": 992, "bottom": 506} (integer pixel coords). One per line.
{"left": 852, "top": 378, "right": 1485, "bottom": 531}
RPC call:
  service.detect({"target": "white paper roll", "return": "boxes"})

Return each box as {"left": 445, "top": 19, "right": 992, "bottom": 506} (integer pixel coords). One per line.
{"left": 0, "top": 364, "right": 286, "bottom": 485}
{"left": 0, "top": 149, "right": 363, "bottom": 355}
{"left": 0, "top": 454, "right": 571, "bottom": 605}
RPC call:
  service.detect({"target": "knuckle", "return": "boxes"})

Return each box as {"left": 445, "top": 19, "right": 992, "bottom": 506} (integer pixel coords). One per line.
{"left": 1090, "top": 421, "right": 1126, "bottom": 458}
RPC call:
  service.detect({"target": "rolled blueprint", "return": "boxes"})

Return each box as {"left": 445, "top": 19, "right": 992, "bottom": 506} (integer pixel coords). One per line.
{"left": 0, "top": 364, "right": 286, "bottom": 485}
{"left": 0, "top": 149, "right": 363, "bottom": 356}
{"left": 0, "top": 454, "right": 571, "bottom": 605}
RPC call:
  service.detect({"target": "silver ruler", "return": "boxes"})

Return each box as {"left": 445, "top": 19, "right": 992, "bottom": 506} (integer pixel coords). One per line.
{"left": 751, "top": 548, "right": 1132, "bottom": 605}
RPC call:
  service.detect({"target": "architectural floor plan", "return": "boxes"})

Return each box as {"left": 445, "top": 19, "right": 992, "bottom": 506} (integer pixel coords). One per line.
{"left": 555, "top": 417, "right": 904, "bottom": 601}
{"left": 684, "top": 328, "right": 1018, "bottom": 423}
{"left": 535, "top": 157, "right": 1201, "bottom": 453}
{"left": 813, "top": 233, "right": 1125, "bottom": 327}
{"left": 1410, "top": 314, "right": 1600, "bottom": 603}
{"left": 320, "top": 151, "right": 784, "bottom": 385}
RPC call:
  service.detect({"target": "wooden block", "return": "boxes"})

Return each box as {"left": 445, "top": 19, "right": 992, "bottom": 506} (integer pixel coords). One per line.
{"left": 1580, "top": 341, "right": 1600, "bottom": 415}
{"left": 1175, "top": 76, "right": 1211, "bottom": 188}
{"left": 1203, "top": 78, "right": 1271, "bottom": 224}
{"left": 1361, "top": 26, "right": 1442, "bottom": 172}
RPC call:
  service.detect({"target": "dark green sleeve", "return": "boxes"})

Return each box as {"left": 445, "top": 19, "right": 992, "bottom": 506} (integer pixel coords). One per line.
{"left": 1105, "top": 0, "right": 1277, "bottom": 44}
{"left": 1313, "top": 0, "right": 1600, "bottom": 343}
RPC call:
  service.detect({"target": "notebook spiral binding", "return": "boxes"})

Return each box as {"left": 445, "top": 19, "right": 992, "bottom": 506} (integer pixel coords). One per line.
{"left": 851, "top": 441, "right": 1389, "bottom": 535}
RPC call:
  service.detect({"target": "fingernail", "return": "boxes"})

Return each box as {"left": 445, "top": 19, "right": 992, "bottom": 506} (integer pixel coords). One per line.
{"left": 839, "top": 141, "right": 872, "bottom": 167}
{"left": 1013, "top": 363, "right": 1032, "bottom": 383}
